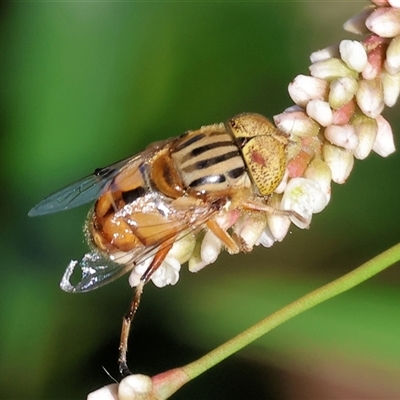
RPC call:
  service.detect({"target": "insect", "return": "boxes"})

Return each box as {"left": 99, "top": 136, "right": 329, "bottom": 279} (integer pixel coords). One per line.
{"left": 29, "top": 112, "right": 298, "bottom": 376}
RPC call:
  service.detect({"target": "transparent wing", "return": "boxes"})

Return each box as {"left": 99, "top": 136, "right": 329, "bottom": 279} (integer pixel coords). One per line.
{"left": 28, "top": 155, "right": 138, "bottom": 217}
{"left": 60, "top": 250, "right": 136, "bottom": 293}
{"left": 60, "top": 203, "right": 222, "bottom": 293}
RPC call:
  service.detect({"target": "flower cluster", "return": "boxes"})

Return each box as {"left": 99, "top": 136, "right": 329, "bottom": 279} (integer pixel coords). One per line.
{"left": 128, "top": 0, "right": 398, "bottom": 290}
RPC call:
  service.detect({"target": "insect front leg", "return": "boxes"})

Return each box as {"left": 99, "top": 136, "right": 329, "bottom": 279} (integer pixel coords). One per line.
{"left": 241, "top": 200, "right": 306, "bottom": 225}
{"left": 118, "top": 240, "right": 175, "bottom": 377}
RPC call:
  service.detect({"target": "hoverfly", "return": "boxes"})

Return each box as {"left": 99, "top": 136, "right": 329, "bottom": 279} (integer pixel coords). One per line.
{"left": 29, "top": 113, "right": 298, "bottom": 375}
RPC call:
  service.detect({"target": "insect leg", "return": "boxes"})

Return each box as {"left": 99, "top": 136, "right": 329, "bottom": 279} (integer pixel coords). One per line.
{"left": 206, "top": 220, "right": 240, "bottom": 254}
{"left": 118, "top": 240, "right": 175, "bottom": 377}
{"left": 241, "top": 200, "right": 306, "bottom": 224}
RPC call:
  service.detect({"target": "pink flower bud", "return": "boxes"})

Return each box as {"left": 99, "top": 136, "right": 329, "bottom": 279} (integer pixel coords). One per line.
{"left": 332, "top": 100, "right": 356, "bottom": 125}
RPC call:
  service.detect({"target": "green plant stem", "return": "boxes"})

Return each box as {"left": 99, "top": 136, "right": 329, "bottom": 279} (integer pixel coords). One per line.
{"left": 181, "top": 242, "right": 400, "bottom": 380}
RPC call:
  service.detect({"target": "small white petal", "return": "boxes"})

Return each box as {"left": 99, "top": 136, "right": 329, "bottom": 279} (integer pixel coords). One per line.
{"left": 129, "top": 258, "right": 153, "bottom": 288}
{"left": 151, "top": 256, "right": 181, "bottom": 288}
{"left": 306, "top": 99, "right": 333, "bottom": 127}
{"left": 118, "top": 375, "right": 152, "bottom": 400}
{"left": 339, "top": 40, "right": 368, "bottom": 72}
{"left": 389, "top": 0, "right": 400, "bottom": 6}
{"left": 267, "top": 213, "right": 291, "bottom": 242}
{"left": 201, "top": 230, "right": 222, "bottom": 264}
{"left": 257, "top": 228, "right": 276, "bottom": 248}
{"left": 373, "top": 115, "right": 396, "bottom": 157}
{"left": 281, "top": 178, "right": 329, "bottom": 229}
{"left": 325, "top": 124, "right": 359, "bottom": 150}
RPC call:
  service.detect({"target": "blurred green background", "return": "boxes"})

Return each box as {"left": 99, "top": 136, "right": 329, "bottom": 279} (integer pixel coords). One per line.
{"left": 1, "top": 1, "right": 400, "bottom": 399}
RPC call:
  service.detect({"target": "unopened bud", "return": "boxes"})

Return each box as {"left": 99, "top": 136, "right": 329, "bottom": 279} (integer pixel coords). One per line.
{"left": 339, "top": 40, "right": 368, "bottom": 72}
{"left": 356, "top": 78, "right": 384, "bottom": 118}
{"left": 323, "top": 143, "right": 354, "bottom": 184}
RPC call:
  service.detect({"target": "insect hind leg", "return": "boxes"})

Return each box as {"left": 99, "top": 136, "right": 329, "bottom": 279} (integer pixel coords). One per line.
{"left": 118, "top": 240, "right": 174, "bottom": 377}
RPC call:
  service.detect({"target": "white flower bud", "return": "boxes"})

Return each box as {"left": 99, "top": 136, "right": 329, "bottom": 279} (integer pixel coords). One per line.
{"left": 304, "top": 159, "right": 332, "bottom": 202}
{"left": 325, "top": 124, "right": 359, "bottom": 150}
{"left": 87, "top": 384, "right": 119, "bottom": 400}
{"left": 339, "top": 40, "right": 368, "bottom": 72}
{"left": 329, "top": 77, "right": 358, "bottom": 110}
{"left": 356, "top": 78, "right": 384, "bottom": 118}
{"left": 366, "top": 7, "right": 400, "bottom": 38}
{"left": 382, "top": 70, "right": 400, "bottom": 107}
{"left": 306, "top": 99, "right": 333, "bottom": 127}
{"left": 310, "top": 44, "right": 339, "bottom": 64}
{"left": 384, "top": 35, "right": 400, "bottom": 74}
{"left": 201, "top": 230, "right": 222, "bottom": 264}
{"left": 118, "top": 375, "right": 152, "bottom": 400}
{"left": 343, "top": 7, "right": 374, "bottom": 35}
{"left": 188, "top": 236, "right": 208, "bottom": 273}
{"left": 323, "top": 143, "right": 354, "bottom": 184}
{"left": 351, "top": 114, "right": 378, "bottom": 160}
{"left": 257, "top": 227, "right": 276, "bottom": 248}
{"left": 373, "top": 115, "right": 396, "bottom": 157}
{"left": 288, "top": 75, "right": 329, "bottom": 107}
{"left": 274, "top": 110, "right": 320, "bottom": 137}
{"left": 235, "top": 215, "right": 267, "bottom": 250}
{"left": 309, "top": 58, "right": 358, "bottom": 81}
{"left": 266, "top": 195, "right": 291, "bottom": 242}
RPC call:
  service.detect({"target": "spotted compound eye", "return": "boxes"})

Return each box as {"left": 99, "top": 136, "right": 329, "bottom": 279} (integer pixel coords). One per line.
{"left": 227, "top": 113, "right": 288, "bottom": 196}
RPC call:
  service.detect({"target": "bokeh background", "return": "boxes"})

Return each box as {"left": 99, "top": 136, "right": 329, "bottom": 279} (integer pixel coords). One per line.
{"left": 2, "top": 1, "right": 400, "bottom": 399}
